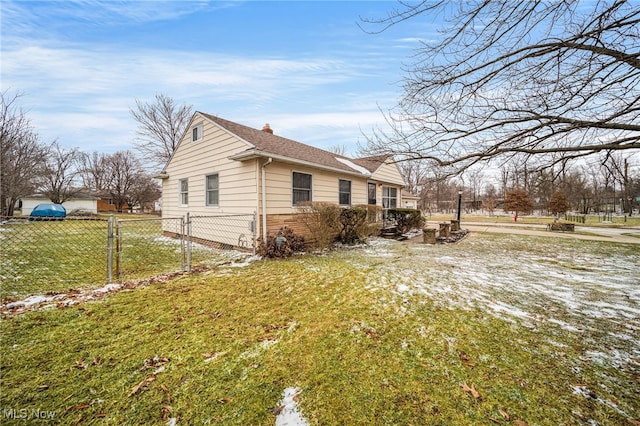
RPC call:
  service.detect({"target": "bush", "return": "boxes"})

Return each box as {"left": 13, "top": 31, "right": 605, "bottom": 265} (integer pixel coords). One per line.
{"left": 298, "top": 202, "right": 342, "bottom": 250}
{"left": 338, "top": 206, "right": 369, "bottom": 244}
{"left": 257, "top": 226, "right": 306, "bottom": 258}
{"left": 386, "top": 208, "right": 425, "bottom": 233}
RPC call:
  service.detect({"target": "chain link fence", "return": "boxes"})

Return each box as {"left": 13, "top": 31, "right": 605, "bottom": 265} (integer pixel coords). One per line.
{"left": 1, "top": 217, "right": 109, "bottom": 300}
{"left": 1, "top": 213, "right": 256, "bottom": 300}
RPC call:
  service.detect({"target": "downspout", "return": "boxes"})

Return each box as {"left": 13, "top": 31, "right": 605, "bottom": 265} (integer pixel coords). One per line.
{"left": 261, "top": 157, "right": 273, "bottom": 242}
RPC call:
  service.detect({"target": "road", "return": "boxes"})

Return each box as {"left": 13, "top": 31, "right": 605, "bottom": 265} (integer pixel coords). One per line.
{"left": 426, "top": 220, "right": 640, "bottom": 245}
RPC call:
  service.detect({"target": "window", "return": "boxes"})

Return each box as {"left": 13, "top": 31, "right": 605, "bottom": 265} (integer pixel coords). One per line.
{"left": 368, "top": 183, "right": 377, "bottom": 205}
{"left": 292, "top": 172, "right": 312, "bottom": 205}
{"left": 206, "top": 174, "right": 219, "bottom": 206}
{"left": 339, "top": 179, "right": 351, "bottom": 206}
{"left": 179, "top": 178, "right": 188, "bottom": 206}
{"left": 191, "top": 124, "right": 203, "bottom": 142}
{"left": 382, "top": 186, "right": 397, "bottom": 209}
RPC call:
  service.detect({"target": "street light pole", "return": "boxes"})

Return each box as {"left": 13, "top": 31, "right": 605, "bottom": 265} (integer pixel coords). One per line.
{"left": 457, "top": 190, "right": 462, "bottom": 223}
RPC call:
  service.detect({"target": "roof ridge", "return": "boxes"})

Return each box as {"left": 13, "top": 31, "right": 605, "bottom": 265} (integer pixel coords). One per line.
{"left": 200, "top": 112, "right": 357, "bottom": 160}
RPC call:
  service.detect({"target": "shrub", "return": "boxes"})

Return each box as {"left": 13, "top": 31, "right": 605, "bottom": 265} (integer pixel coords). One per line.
{"left": 298, "top": 202, "right": 342, "bottom": 250}
{"left": 257, "top": 226, "right": 306, "bottom": 258}
{"left": 338, "top": 206, "right": 369, "bottom": 244}
{"left": 386, "top": 208, "right": 425, "bottom": 233}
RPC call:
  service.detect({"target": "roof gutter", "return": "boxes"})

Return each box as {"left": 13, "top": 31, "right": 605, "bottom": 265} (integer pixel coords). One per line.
{"left": 261, "top": 157, "right": 273, "bottom": 242}
{"left": 229, "top": 149, "right": 370, "bottom": 178}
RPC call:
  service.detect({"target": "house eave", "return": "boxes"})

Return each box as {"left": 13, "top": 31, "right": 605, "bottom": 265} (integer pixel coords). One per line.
{"left": 229, "top": 150, "right": 378, "bottom": 180}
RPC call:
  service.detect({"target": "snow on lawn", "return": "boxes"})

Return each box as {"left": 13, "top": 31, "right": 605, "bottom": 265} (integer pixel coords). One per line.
{"left": 275, "top": 387, "right": 308, "bottom": 426}
{"left": 356, "top": 236, "right": 640, "bottom": 372}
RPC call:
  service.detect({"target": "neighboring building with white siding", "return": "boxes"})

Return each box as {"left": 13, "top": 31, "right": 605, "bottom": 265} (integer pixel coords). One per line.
{"left": 156, "top": 112, "right": 406, "bottom": 244}
{"left": 20, "top": 193, "right": 98, "bottom": 216}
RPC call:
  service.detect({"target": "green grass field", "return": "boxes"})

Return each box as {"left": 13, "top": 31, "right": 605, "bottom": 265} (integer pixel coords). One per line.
{"left": 1, "top": 233, "right": 637, "bottom": 425}
{"left": 427, "top": 212, "right": 640, "bottom": 227}
{"left": 0, "top": 218, "right": 244, "bottom": 301}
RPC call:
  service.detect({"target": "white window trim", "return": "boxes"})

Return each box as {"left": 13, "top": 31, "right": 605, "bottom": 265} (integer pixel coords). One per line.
{"left": 205, "top": 173, "right": 220, "bottom": 208}
{"left": 292, "top": 171, "right": 313, "bottom": 207}
{"left": 382, "top": 186, "right": 398, "bottom": 209}
{"left": 191, "top": 123, "right": 203, "bottom": 142}
{"left": 179, "top": 178, "right": 189, "bottom": 207}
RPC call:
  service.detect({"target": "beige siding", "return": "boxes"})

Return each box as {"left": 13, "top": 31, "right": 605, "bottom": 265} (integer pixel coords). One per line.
{"left": 261, "top": 162, "right": 370, "bottom": 215}
{"left": 370, "top": 159, "right": 405, "bottom": 186}
{"left": 162, "top": 114, "right": 258, "bottom": 218}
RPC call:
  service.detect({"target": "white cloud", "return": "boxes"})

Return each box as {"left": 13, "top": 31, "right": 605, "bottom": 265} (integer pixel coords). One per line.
{"left": 2, "top": 40, "right": 394, "bottom": 155}
{"left": 1, "top": 1, "right": 407, "bottom": 157}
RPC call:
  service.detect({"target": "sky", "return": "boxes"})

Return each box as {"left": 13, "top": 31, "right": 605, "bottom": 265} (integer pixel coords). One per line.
{"left": 1, "top": 0, "right": 437, "bottom": 160}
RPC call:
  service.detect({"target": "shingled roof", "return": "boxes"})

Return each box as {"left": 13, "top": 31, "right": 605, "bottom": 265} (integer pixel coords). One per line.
{"left": 201, "top": 113, "right": 388, "bottom": 176}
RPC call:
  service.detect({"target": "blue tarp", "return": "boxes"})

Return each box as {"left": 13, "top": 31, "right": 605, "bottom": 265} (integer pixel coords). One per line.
{"left": 30, "top": 203, "right": 66, "bottom": 218}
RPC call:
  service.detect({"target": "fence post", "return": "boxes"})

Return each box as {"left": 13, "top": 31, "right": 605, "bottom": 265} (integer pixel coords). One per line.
{"left": 107, "top": 214, "right": 114, "bottom": 284}
{"left": 115, "top": 217, "right": 122, "bottom": 283}
{"left": 253, "top": 211, "right": 257, "bottom": 256}
{"left": 186, "top": 213, "right": 192, "bottom": 273}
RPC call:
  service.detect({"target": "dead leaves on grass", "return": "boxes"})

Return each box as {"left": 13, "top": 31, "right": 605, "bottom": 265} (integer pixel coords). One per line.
{"left": 129, "top": 376, "right": 156, "bottom": 397}
{"left": 499, "top": 408, "right": 511, "bottom": 421}
{"left": 139, "top": 355, "right": 169, "bottom": 371}
{"left": 457, "top": 350, "right": 477, "bottom": 368}
{"left": 129, "top": 355, "right": 170, "bottom": 397}
{"left": 460, "top": 382, "right": 481, "bottom": 400}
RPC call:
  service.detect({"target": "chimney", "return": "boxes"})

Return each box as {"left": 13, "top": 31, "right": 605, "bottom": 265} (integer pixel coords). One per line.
{"left": 262, "top": 123, "right": 273, "bottom": 134}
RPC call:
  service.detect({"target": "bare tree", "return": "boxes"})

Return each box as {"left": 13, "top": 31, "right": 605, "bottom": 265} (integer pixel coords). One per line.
{"left": 79, "top": 151, "right": 112, "bottom": 192}
{"left": 40, "top": 141, "right": 82, "bottom": 204}
{"left": 126, "top": 174, "right": 161, "bottom": 213}
{"left": 105, "top": 151, "right": 146, "bottom": 213}
{"left": 328, "top": 144, "right": 348, "bottom": 156}
{"left": 0, "top": 91, "right": 47, "bottom": 216}
{"left": 600, "top": 152, "right": 635, "bottom": 214}
{"left": 130, "top": 93, "right": 192, "bottom": 170}
{"left": 362, "top": 1, "right": 640, "bottom": 175}
{"left": 397, "top": 158, "right": 431, "bottom": 195}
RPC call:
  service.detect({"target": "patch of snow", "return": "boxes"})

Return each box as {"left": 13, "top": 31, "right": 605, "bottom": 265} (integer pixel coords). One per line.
{"left": 572, "top": 385, "right": 629, "bottom": 417}
{"left": 275, "top": 387, "right": 308, "bottom": 426}
{"left": 396, "top": 284, "right": 410, "bottom": 293}
{"left": 241, "top": 339, "right": 278, "bottom": 359}
{"left": 226, "top": 256, "right": 259, "bottom": 268}
{"left": 5, "top": 295, "right": 52, "bottom": 309}
{"left": 94, "top": 283, "right": 121, "bottom": 293}
{"left": 357, "top": 235, "right": 639, "bottom": 377}
{"left": 204, "top": 351, "right": 227, "bottom": 363}
{"left": 334, "top": 157, "right": 371, "bottom": 176}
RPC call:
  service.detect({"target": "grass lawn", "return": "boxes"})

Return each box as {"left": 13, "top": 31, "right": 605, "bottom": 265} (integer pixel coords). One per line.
{"left": 428, "top": 213, "right": 640, "bottom": 227}
{"left": 1, "top": 233, "right": 638, "bottom": 425}
{"left": 1, "top": 218, "right": 244, "bottom": 301}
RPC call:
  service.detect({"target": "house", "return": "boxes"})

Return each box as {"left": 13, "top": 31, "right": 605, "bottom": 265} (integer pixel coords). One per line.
{"left": 156, "top": 112, "right": 406, "bottom": 247}
{"left": 20, "top": 193, "right": 98, "bottom": 216}
{"left": 401, "top": 190, "right": 421, "bottom": 209}
{"left": 95, "top": 193, "right": 131, "bottom": 213}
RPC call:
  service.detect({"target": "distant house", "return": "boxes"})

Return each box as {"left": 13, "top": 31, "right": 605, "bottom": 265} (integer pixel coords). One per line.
{"left": 401, "top": 190, "right": 421, "bottom": 209}
{"left": 156, "top": 112, "right": 406, "bottom": 245}
{"left": 20, "top": 193, "right": 98, "bottom": 216}
{"left": 95, "top": 193, "right": 130, "bottom": 213}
